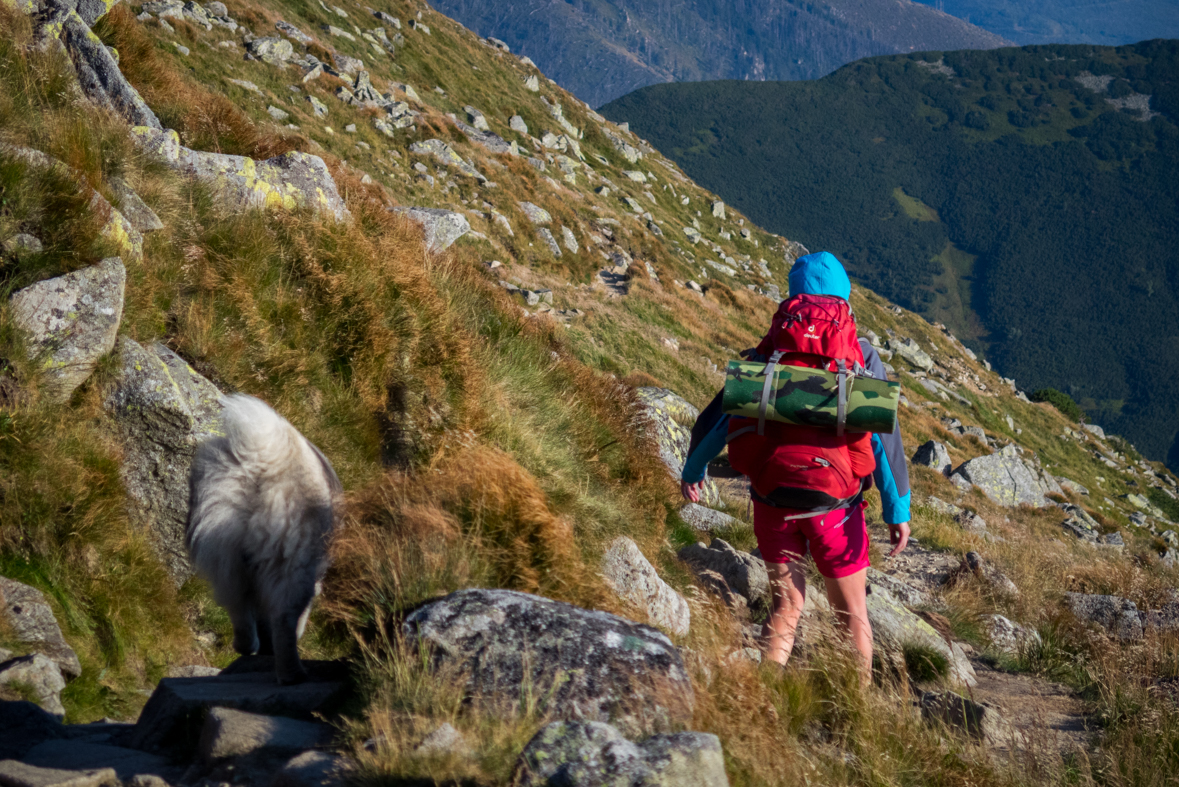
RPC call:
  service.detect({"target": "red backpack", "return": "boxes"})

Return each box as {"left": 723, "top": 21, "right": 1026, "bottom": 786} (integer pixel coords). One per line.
{"left": 727, "top": 294, "right": 874, "bottom": 510}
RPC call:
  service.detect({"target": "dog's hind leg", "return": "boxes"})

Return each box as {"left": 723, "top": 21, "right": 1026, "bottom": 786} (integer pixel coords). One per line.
{"left": 271, "top": 587, "right": 316, "bottom": 685}
{"left": 227, "top": 601, "right": 260, "bottom": 656}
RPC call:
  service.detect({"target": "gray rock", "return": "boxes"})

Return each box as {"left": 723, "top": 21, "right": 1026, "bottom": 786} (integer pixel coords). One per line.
{"left": 678, "top": 539, "right": 768, "bottom": 610}
{"left": 1065, "top": 592, "right": 1143, "bottom": 642}
{"left": 925, "top": 496, "right": 962, "bottom": 517}
{"left": 682, "top": 226, "right": 702, "bottom": 244}
{"left": 912, "top": 441, "right": 952, "bottom": 476}
{"left": 394, "top": 207, "right": 470, "bottom": 252}
{"left": 951, "top": 445, "right": 1055, "bottom": 507}
{"left": 414, "top": 723, "right": 466, "bottom": 756}
{"left": 332, "top": 54, "right": 364, "bottom": 74}
{"left": 710, "top": 200, "right": 725, "bottom": 220}
{"left": 919, "top": 691, "right": 1014, "bottom": 746}
{"left": 537, "top": 228, "right": 561, "bottom": 257}
{"left": 20, "top": 741, "right": 177, "bottom": 783}
{"left": 866, "top": 587, "right": 976, "bottom": 687}
{"left": 517, "top": 201, "right": 551, "bottom": 225}
{"left": 0, "top": 655, "right": 66, "bottom": 716}
{"left": 677, "top": 504, "right": 739, "bottom": 532}
{"left": 947, "top": 552, "right": 1019, "bottom": 598}
{"left": 3, "top": 234, "right": 42, "bottom": 254}
{"left": 132, "top": 128, "right": 350, "bottom": 223}
{"left": 275, "top": 20, "right": 313, "bottom": 44}
{"left": 0, "top": 701, "right": 64, "bottom": 760}
{"left": 306, "top": 95, "right": 328, "bottom": 116}
{"left": 982, "top": 614, "right": 1040, "bottom": 656}
{"left": 107, "top": 178, "right": 163, "bottom": 233}
{"left": 9, "top": 257, "right": 125, "bottom": 402}
{"left": 103, "top": 339, "right": 223, "bottom": 581}
{"left": 602, "top": 537, "right": 690, "bottom": 637}
{"left": 126, "top": 660, "right": 346, "bottom": 754}
{"left": 891, "top": 338, "right": 934, "bottom": 371}
{"left": 198, "top": 708, "right": 333, "bottom": 763}
{"left": 52, "top": 10, "right": 161, "bottom": 129}
{"left": 402, "top": 589, "right": 693, "bottom": 735}
{"left": 866, "top": 568, "right": 930, "bottom": 607}
{"left": 246, "top": 36, "right": 293, "bottom": 65}
{"left": 1057, "top": 477, "right": 1089, "bottom": 496}
{"left": 515, "top": 721, "right": 728, "bottom": 787}
{"left": 271, "top": 751, "right": 351, "bottom": 787}
{"left": 962, "top": 425, "right": 988, "bottom": 445}
{"left": 464, "top": 105, "right": 490, "bottom": 131}
{"left": 205, "top": 2, "right": 228, "bottom": 16}
{"left": 509, "top": 115, "right": 528, "bottom": 134}
{"left": 1143, "top": 598, "right": 1179, "bottom": 633}
{"left": 604, "top": 129, "right": 642, "bottom": 163}
{"left": 166, "top": 665, "right": 221, "bottom": 678}
{"left": 561, "top": 225, "right": 579, "bottom": 254}
{"left": 267, "top": 105, "right": 290, "bottom": 121}
{"left": 0, "top": 580, "right": 80, "bottom": 680}
{"left": 408, "top": 139, "right": 485, "bottom": 181}
{"left": 457, "top": 122, "right": 517, "bottom": 156}
{"left": 1083, "top": 423, "right": 1106, "bottom": 440}
{"left": 0, "top": 761, "right": 117, "bottom": 787}
{"left": 633, "top": 388, "right": 719, "bottom": 505}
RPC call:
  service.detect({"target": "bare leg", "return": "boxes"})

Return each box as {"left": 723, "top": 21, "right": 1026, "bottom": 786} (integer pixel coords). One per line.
{"left": 762, "top": 562, "right": 808, "bottom": 666}
{"left": 823, "top": 568, "right": 873, "bottom": 679}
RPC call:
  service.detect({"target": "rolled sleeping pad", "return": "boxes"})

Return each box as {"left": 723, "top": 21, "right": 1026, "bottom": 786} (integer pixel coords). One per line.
{"left": 722, "top": 360, "right": 900, "bottom": 434}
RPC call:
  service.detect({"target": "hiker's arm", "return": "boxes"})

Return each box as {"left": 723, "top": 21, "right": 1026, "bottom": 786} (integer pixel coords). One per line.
{"left": 681, "top": 390, "right": 729, "bottom": 486}
{"left": 860, "top": 339, "right": 912, "bottom": 526}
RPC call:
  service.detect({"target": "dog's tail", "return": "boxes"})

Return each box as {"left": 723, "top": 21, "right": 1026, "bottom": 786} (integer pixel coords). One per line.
{"left": 221, "top": 394, "right": 299, "bottom": 465}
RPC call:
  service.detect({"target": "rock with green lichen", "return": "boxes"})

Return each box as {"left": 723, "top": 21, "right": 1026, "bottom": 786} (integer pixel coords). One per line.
{"left": 9, "top": 257, "right": 125, "bottom": 402}
{"left": 514, "top": 721, "right": 728, "bottom": 787}
{"left": 633, "top": 388, "right": 720, "bottom": 506}
{"left": 103, "top": 338, "right": 224, "bottom": 581}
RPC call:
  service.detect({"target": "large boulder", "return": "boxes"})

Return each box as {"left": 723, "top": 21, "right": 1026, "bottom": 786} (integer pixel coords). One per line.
{"left": 514, "top": 721, "right": 728, "bottom": 787}
{"left": 103, "top": 339, "right": 223, "bottom": 581}
{"left": 131, "top": 128, "right": 350, "bottom": 223}
{"left": 950, "top": 445, "right": 1055, "bottom": 507}
{"left": 601, "top": 537, "right": 690, "bottom": 637}
{"left": 912, "top": 441, "right": 952, "bottom": 476}
{"left": 51, "top": 8, "right": 162, "bottom": 129}
{"left": 9, "top": 258, "right": 124, "bottom": 402}
{"left": 1064, "top": 592, "right": 1143, "bottom": 642}
{"left": 633, "top": 388, "right": 719, "bottom": 506}
{"left": 402, "top": 589, "right": 693, "bottom": 735}
{"left": 198, "top": 708, "right": 333, "bottom": 764}
{"left": 677, "top": 539, "right": 768, "bottom": 611}
{"left": 0, "top": 579, "right": 81, "bottom": 680}
{"left": 866, "top": 587, "right": 976, "bottom": 687}
{"left": 393, "top": 207, "right": 470, "bottom": 252}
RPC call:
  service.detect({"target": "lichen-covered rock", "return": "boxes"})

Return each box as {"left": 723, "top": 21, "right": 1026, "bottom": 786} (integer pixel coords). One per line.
{"left": 677, "top": 503, "right": 739, "bottom": 532}
{"left": 52, "top": 9, "right": 162, "bottom": 129}
{"left": 912, "top": 440, "right": 952, "bottom": 476}
{"left": 951, "top": 445, "right": 1054, "bottom": 507}
{"left": 245, "top": 36, "right": 293, "bottom": 65}
{"left": 602, "top": 537, "right": 690, "bottom": 637}
{"left": 867, "top": 586, "right": 976, "bottom": 687}
{"left": 514, "top": 721, "right": 728, "bottom": 787}
{"left": 603, "top": 129, "right": 642, "bottom": 164}
{"left": 9, "top": 257, "right": 125, "bottom": 401}
{"left": 678, "top": 539, "right": 768, "bottom": 610}
{"left": 890, "top": 338, "right": 934, "bottom": 371}
{"left": 103, "top": 338, "right": 223, "bottom": 581}
{"left": 633, "top": 388, "right": 719, "bottom": 506}
{"left": 0, "top": 578, "right": 81, "bottom": 680}
{"left": 1065, "top": 592, "right": 1143, "bottom": 642}
{"left": 108, "top": 177, "right": 163, "bottom": 233}
{"left": 393, "top": 207, "right": 470, "bottom": 252}
{"left": 131, "top": 128, "right": 350, "bottom": 222}
{"left": 537, "top": 227, "right": 561, "bottom": 257}
{"left": 0, "top": 655, "right": 66, "bottom": 716}
{"left": 517, "top": 201, "right": 551, "bottom": 225}
{"left": 982, "top": 614, "right": 1040, "bottom": 656}
{"left": 408, "top": 139, "right": 485, "bottom": 181}
{"left": 402, "top": 589, "right": 693, "bottom": 735}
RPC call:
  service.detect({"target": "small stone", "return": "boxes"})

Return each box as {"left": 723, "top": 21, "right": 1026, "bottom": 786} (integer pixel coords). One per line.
{"left": 267, "top": 105, "right": 290, "bottom": 121}
{"left": 393, "top": 208, "right": 471, "bottom": 252}
{"left": 537, "top": 228, "right": 561, "bottom": 257}
{"left": 414, "top": 723, "right": 467, "bottom": 756}
{"left": 0, "top": 655, "right": 67, "bottom": 716}
{"left": 271, "top": 751, "right": 351, "bottom": 787}
{"left": 245, "top": 36, "right": 293, "bottom": 65}
{"left": 1065, "top": 592, "right": 1143, "bottom": 642}
{"left": 912, "top": 441, "right": 952, "bottom": 476}
{"left": 982, "top": 614, "right": 1040, "bottom": 656}
{"left": 602, "top": 537, "right": 690, "bottom": 636}
{"left": 517, "top": 201, "right": 551, "bottom": 225}
{"left": 524, "top": 75, "right": 539, "bottom": 92}
{"left": 710, "top": 200, "right": 725, "bottom": 219}
{"left": 344, "top": 124, "right": 356, "bottom": 133}
{"left": 509, "top": 115, "right": 528, "bottom": 134}
{"left": 686, "top": 280, "right": 703, "bottom": 293}
{"left": 172, "top": 42, "right": 189, "bottom": 56}
{"left": 3, "top": 234, "right": 43, "bottom": 254}
{"left": 678, "top": 503, "right": 739, "bottom": 532}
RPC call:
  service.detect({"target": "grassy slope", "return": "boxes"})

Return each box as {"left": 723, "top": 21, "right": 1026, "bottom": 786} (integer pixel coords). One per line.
{"left": 1, "top": 2, "right": 1179, "bottom": 785}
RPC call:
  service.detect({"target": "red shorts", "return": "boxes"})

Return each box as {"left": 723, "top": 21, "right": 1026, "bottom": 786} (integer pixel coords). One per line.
{"left": 753, "top": 499, "right": 870, "bottom": 578}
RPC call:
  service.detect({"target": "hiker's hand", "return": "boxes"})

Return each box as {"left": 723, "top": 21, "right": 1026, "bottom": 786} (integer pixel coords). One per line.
{"left": 888, "top": 522, "right": 910, "bottom": 556}
{"left": 681, "top": 480, "right": 702, "bottom": 503}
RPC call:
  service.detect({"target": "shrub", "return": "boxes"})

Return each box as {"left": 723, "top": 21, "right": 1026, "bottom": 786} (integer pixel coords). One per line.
{"left": 1031, "top": 387, "right": 1084, "bottom": 422}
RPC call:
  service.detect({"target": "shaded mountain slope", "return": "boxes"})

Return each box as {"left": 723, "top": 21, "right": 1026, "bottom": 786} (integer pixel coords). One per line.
{"left": 912, "top": 0, "right": 1179, "bottom": 47}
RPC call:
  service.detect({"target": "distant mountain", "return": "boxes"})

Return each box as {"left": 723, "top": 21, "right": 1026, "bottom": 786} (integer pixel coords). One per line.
{"left": 601, "top": 41, "right": 1179, "bottom": 470}
{"left": 428, "top": 0, "right": 1013, "bottom": 107}
{"left": 911, "top": 0, "right": 1179, "bottom": 46}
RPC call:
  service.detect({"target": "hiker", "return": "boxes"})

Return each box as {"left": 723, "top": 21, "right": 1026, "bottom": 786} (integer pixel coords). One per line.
{"left": 680, "top": 251, "right": 911, "bottom": 674}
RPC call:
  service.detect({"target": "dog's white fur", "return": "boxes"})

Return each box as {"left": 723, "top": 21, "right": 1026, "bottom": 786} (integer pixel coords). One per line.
{"left": 186, "top": 394, "right": 341, "bottom": 684}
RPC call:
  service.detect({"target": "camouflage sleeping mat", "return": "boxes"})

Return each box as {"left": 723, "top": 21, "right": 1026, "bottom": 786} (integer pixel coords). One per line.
{"left": 722, "top": 360, "right": 899, "bottom": 434}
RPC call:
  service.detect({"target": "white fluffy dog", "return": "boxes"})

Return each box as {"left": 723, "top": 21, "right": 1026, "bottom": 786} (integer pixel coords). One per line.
{"left": 186, "top": 394, "right": 341, "bottom": 684}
